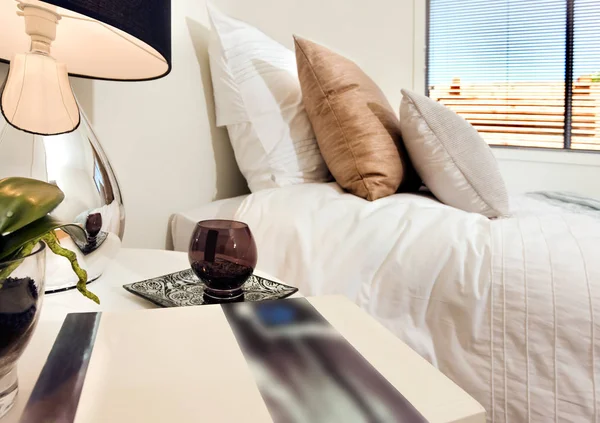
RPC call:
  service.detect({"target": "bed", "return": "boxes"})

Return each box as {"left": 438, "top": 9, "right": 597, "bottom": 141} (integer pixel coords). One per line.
{"left": 172, "top": 182, "right": 600, "bottom": 422}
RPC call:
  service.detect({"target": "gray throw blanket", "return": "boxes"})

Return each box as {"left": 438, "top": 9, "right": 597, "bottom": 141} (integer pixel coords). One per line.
{"left": 527, "top": 191, "right": 600, "bottom": 218}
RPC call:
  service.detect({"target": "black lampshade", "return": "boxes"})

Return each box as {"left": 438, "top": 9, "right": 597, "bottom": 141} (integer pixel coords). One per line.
{"left": 0, "top": 0, "right": 171, "bottom": 81}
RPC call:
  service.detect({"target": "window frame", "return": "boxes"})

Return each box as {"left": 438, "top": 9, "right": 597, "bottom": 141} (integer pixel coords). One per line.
{"left": 424, "top": 0, "right": 599, "bottom": 154}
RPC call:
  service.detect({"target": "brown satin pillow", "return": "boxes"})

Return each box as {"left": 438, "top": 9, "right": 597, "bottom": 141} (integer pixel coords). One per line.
{"left": 294, "top": 36, "right": 416, "bottom": 200}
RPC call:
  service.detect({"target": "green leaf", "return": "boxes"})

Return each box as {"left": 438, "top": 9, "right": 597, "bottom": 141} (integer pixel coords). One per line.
{"left": 0, "top": 177, "right": 65, "bottom": 235}
{"left": 0, "top": 216, "right": 86, "bottom": 262}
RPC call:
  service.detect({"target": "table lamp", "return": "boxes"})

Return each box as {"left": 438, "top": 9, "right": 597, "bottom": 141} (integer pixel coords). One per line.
{"left": 0, "top": 0, "right": 171, "bottom": 291}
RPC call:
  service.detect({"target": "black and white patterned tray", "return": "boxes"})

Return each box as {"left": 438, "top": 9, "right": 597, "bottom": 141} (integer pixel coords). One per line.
{"left": 123, "top": 268, "right": 298, "bottom": 307}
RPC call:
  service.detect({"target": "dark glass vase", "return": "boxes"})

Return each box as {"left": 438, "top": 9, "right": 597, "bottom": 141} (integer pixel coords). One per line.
{"left": 0, "top": 242, "right": 46, "bottom": 418}
{"left": 188, "top": 220, "right": 257, "bottom": 300}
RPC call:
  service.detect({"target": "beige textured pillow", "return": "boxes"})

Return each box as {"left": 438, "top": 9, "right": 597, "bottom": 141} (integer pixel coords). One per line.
{"left": 294, "top": 36, "right": 417, "bottom": 201}
{"left": 399, "top": 89, "right": 509, "bottom": 218}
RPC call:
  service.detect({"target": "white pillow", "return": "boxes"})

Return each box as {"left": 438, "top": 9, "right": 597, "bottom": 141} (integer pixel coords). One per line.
{"left": 207, "top": 5, "right": 330, "bottom": 191}
{"left": 399, "top": 89, "right": 509, "bottom": 218}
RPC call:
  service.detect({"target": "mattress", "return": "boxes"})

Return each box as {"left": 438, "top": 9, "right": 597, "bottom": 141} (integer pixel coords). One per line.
{"left": 171, "top": 183, "right": 600, "bottom": 422}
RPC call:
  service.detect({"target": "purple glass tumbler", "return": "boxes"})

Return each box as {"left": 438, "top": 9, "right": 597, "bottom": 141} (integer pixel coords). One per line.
{"left": 188, "top": 220, "right": 258, "bottom": 300}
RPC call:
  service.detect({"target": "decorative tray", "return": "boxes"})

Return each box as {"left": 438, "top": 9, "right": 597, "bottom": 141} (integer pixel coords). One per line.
{"left": 123, "top": 268, "right": 298, "bottom": 307}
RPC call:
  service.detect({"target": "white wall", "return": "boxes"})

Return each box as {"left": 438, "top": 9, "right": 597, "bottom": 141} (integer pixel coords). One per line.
{"left": 493, "top": 149, "right": 600, "bottom": 199}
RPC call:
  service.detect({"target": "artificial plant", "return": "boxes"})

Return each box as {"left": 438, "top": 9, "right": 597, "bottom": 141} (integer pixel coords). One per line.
{"left": 0, "top": 177, "right": 99, "bottom": 304}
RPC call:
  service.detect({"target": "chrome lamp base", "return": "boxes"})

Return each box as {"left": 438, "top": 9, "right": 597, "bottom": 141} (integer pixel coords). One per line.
{"left": 0, "top": 98, "right": 124, "bottom": 292}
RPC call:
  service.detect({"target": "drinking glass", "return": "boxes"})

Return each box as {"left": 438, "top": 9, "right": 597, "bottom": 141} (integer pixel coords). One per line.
{"left": 188, "top": 220, "right": 257, "bottom": 300}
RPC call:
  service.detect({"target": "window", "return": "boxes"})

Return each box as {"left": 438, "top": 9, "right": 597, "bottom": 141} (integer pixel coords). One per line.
{"left": 427, "top": 0, "right": 600, "bottom": 150}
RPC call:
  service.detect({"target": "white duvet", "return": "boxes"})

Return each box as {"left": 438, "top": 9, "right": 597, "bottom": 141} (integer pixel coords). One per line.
{"left": 227, "top": 183, "right": 600, "bottom": 422}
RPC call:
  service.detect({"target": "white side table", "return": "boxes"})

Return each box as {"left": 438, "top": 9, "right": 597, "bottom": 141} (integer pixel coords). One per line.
{"left": 5, "top": 249, "right": 484, "bottom": 423}
{"left": 6, "top": 248, "right": 293, "bottom": 422}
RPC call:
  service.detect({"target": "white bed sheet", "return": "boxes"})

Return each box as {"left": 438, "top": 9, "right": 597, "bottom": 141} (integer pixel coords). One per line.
{"left": 171, "top": 183, "right": 600, "bottom": 422}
